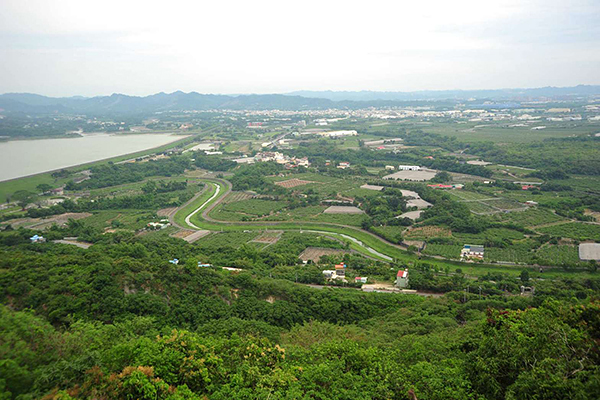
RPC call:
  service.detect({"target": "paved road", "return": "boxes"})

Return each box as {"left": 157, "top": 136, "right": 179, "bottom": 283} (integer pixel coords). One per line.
{"left": 166, "top": 184, "right": 209, "bottom": 229}
{"left": 185, "top": 182, "right": 221, "bottom": 229}
{"left": 173, "top": 177, "right": 580, "bottom": 271}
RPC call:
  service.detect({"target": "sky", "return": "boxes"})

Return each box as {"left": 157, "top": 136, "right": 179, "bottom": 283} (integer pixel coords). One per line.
{"left": 0, "top": 0, "right": 599, "bottom": 97}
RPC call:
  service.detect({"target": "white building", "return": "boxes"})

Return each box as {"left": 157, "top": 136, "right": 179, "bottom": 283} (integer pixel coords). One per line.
{"left": 461, "top": 245, "right": 484, "bottom": 260}
{"left": 318, "top": 130, "right": 358, "bottom": 138}
{"left": 385, "top": 165, "right": 395, "bottom": 171}
{"left": 398, "top": 165, "right": 421, "bottom": 171}
{"left": 396, "top": 270, "right": 409, "bottom": 288}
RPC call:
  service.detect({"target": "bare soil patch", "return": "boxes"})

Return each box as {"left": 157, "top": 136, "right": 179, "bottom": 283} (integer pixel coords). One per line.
{"left": 10, "top": 212, "right": 92, "bottom": 230}
{"left": 222, "top": 191, "right": 254, "bottom": 204}
{"left": 405, "top": 226, "right": 452, "bottom": 239}
{"left": 299, "top": 247, "right": 350, "bottom": 263}
{"left": 324, "top": 206, "right": 364, "bottom": 214}
{"left": 157, "top": 207, "right": 177, "bottom": 217}
{"left": 251, "top": 230, "right": 283, "bottom": 244}
{"left": 275, "top": 178, "right": 316, "bottom": 188}
{"left": 170, "top": 229, "right": 211, "bottom": 243}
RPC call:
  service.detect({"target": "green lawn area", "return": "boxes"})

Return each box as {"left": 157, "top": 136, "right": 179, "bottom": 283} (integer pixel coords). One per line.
{"left": 423, "top": 244, "right": 462, "bottom": 259}
{"left": 0, "top": 173, "right": 73, "bottom": 204}
{"left": 173, "top": 182, "right": 213, "bottom": 228}
{"left": 371, "top": 225, "right": 404, "bottom": 243}
{"left": 222, "top": 199, "right": 288, "bottom": 216}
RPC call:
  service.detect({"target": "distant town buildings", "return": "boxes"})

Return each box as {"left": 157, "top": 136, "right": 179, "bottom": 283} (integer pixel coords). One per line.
{"left": 317, "top": 130, "right": 358, "bottom": 138}
{"left": 235, "top": 151, "right": 311, "bottom": 169}
{"left": 427, "top": 184, "right": 464, "bottom": 189}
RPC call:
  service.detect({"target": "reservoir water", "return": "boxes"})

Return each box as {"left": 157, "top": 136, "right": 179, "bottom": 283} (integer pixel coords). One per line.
{"left": 0, "top": 133, "right": 185, "bottom": 182}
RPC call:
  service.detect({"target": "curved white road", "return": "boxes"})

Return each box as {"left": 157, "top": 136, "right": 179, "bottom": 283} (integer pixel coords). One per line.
{"left": 184, "top": 183, "right": 221, "bottom": 230}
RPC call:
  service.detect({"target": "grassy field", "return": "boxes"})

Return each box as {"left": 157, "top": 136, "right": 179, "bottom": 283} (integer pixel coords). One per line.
{"left": 81, "top": 210, "right": 157, "bottom": 231}
{"left": 172, "top": 182, "right": 213, "bottom": 228}
{"left": 268, "top": 173, "right": 367, "bottom": 197}
{"left": 537, "top": 222, "right": 600, "bottom": 241}
{"left": 423, "top": 244, "right": 462, "bottom": 259}
{"left": 195, "top": 231, "right": 259, "bottom": 249}
{"left": 222, "top": 199, "right": 288, "bottom": 216}
{"left": 423, "top": 121, "right": 598, "bottom": 143}
{"left": 465, "top": 202, "right": 499, "bottom": 214}
{"left": 371, "top": 226, "right": 404, "bottom": 243}
{"left": 447, "top": 190, "right": 495, "bottom": 201}
{"left": 490, "top": 208, "right": 566, "bottom": 227}
{"left": 173, "top": 179, "right": 597, "bottom": 279}
{"left": 482, "top": 198, "right": 527, "bottom": 211}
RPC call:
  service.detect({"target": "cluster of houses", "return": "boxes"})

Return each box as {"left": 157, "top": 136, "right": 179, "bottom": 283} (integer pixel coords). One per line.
{"left": 322, "top": 263, "right": 347, "bottom": 281}
{"left": 427, "top": 184, "right": 464, "bottom": 190}
{"left": 321, "top": 264, "right": 410, "bottom": 289}
{"left": 147, "top": 219, "right": 170, "bottom": 230}
{"left": 461, "top": 245, "right": 485, "bottom": 261}
{"left": 237, "top": 152, "right": 310, "bottom": 169}
{"left": 316, "top": 130, "right": 358, "bottom": 138}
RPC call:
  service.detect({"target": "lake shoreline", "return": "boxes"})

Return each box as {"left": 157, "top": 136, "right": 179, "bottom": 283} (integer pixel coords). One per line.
{"left": 0, "top": 134, "right": 192, "bottom": 184}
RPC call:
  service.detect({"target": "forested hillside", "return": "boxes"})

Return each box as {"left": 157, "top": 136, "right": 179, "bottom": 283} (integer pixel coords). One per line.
{"left": 1, "top": 229, "right": 599, "bottom": 399}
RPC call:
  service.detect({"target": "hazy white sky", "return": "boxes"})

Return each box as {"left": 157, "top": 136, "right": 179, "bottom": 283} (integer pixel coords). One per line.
{"left": 0, "top": 0, "right": 599, "bottom": 97}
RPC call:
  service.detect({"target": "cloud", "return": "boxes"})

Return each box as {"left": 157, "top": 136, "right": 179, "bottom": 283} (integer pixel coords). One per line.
{"left": 0, "top": 0, "right": 598, "bottom": 96}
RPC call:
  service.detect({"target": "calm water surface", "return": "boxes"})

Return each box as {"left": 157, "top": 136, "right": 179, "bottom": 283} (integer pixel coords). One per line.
{"left": 0, "top": 133, "right": 184, "bottom": 182}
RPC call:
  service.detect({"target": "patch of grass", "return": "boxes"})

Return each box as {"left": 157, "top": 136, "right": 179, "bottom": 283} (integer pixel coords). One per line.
{"left": 195, "top": 231, "right": 259, "bottom": 249}
{"left": 222, "top": 199, "right": 288, "bottom": 216}
{"left": 423, "top": 244, "right": 462, "bottom": 259}
{"left": 537, "top": 222, "right": 600, "bottom": 241}
{"left": 82, "top": 210, "right": 156, "bottom": 231}
{"left": 490, "top": 208, "right": 566, "bottom": 227}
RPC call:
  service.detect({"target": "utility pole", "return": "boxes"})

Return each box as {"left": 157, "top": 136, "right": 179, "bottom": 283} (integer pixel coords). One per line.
{"left": 478, "top": 286, "right": 482, "bottom": 300}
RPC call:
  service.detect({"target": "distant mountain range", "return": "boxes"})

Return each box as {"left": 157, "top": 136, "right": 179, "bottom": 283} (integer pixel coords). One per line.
{"left": 288, "top": 85, "right": 600, "bottom": 102}
{"left": 0, "top": 92, "right": 334, "bottom": 115}
{"left": 1, "top": 85, "right": 598, "bottom": 115}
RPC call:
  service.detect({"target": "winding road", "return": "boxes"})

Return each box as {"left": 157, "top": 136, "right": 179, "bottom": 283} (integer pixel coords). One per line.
{"left": 172, "top": 177, "right": 570, "bottom": 270}
{"left": 185, "top": 182, "right": 221, "bottom": 229}
{"left": 175, "top": 177, "right": 409, "bottom": 261}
